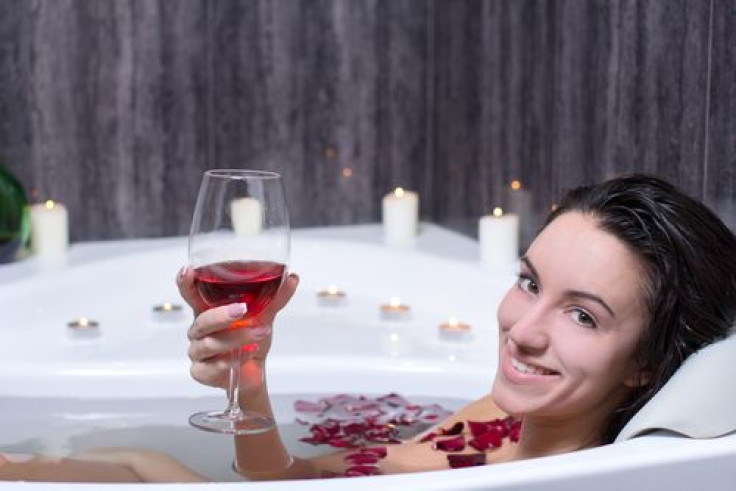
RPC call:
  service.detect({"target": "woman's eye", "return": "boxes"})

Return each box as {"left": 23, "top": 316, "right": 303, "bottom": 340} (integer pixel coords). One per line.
{"left": 571, "top": 309, "right": 597, "bottom": 328}
{"left": 517, "top": 275, "right": 539, "bottom": 295}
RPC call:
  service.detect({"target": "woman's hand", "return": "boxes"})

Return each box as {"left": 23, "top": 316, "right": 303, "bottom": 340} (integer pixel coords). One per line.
{"left": 177, "top": 268, "right": 299, "bottom": 390}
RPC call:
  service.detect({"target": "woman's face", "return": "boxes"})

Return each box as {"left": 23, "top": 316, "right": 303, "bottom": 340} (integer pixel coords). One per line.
{"left": 491, "top": 212, "right": 648, "bottom": 424}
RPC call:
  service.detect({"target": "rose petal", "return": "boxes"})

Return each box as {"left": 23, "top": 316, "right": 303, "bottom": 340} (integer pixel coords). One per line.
{"left": 467, "top": 419, "right": 508, "bottom": 439}
{"left": 469, "top": 430, "right": 503, "bottom": 451}
{"left": 345, "top": 465, "right": 381, "bottom": 477}
{"left": 294, "top": 400, "right": 327, "bottom": 413}
{"left": 419, "top": 432, "right": 437, "bottom": 443}
{"left": 344, "top": 453, "right": 379, "bottom": 465}
{"left": 432, "top": 435, "right": 466, "bottom": 452}
{"left": 447, "top": 453, "right": 487, "bottom": 468}
{"left": 329, "top": 437, "right": 359, "bottom": 448}
{"left": 377, "top": 393, "right": 412, "bottom": 407}
{"left": 439, "top": 421, "right": 465, "bottom": 436}
{"left": 360, "top": 446, "right": 388, "bottom": 459}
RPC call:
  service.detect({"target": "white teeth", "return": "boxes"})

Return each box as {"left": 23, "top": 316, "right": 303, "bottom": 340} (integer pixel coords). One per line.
{"left": 511, "top": 357, "right": 555, "bottom": 376}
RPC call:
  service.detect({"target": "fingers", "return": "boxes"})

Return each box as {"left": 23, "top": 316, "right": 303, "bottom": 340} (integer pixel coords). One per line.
{"left": 187, "top": 325, "right": 271, "bottom": 362}
{"left": 189, "top": 353, "right": 231, "bottom": 388}
{"left": 176, "top": 266, "right": 210, "bottom": 315}
{"left": 187, "top": 302, "right": 247, "bottom": 341}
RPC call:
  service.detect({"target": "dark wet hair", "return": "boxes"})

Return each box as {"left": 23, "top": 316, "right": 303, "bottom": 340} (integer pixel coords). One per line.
{"left": 544, "top": 174, "right": 736, "bottom": 444}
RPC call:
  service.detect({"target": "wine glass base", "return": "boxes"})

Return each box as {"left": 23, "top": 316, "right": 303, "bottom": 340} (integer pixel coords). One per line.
{"left": 189, "top": 410, "right": 275, "bottom": 435}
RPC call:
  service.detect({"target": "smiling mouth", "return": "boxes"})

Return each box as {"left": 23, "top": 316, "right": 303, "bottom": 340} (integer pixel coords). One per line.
{"left": 511, "top": 357, "right": 558, "bottom": 376}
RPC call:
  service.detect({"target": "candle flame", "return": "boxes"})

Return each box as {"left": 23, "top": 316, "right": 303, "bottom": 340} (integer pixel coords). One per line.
{"left": 45, "top": 200, "right": 56, "bottom": 210}
{"left": 327, "top": 285, "right": 339, "bottom": 294}
{"left": 493, "top": 207, "right": 503, "bottom": 217}
{"left": 163, "top": 303, "right": 173, "bottom": 311}
{"left": 510, "top": 180, "right": 522, "bottom": 191}
{"left": 448, "top": 317, "right": 459, "bottom": 327}
{"left": 389, "top": 297, "right": 401, "bottom": 307}
{"left": 394, "top": 188, "right": 405, "bottom": 198}
{"left": 79, "top": 317, "right": 89, "bottom": 327}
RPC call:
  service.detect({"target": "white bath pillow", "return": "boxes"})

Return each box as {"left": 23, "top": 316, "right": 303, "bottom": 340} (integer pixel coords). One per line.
{"left": 616, "top": 333, "right": 736, "bottom": 442}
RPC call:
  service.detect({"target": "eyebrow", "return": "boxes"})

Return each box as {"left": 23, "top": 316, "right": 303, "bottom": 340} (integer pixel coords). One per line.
{"left": 520, "top": 256, "right": 616, "bottom": 318}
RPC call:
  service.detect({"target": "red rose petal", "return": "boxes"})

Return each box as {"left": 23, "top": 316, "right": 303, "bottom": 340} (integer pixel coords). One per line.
{"left": 344, "top": 453, "right": 380, "bottom": 465}
{"left": 433, "top": 435, "right": 466, "bottom": 452}
{"left": 467, "top": 420, "right": 502, "bottom": 438}
{"left": 419, "top": 431, "right": 437, "bottom": 443}
{"left": 439, "top": 421, "right": 465, "bottom": 436}
{"left": 360, "top": 446, "right": 388, "bottom": 459}
{"left": 447, "top": 453, "right": 487, "bottom": 468}
{"left": 469, "top": 430, "right": 503, "bottom": 451}
{"left": 329, "top": 437, "right": 359, "bottom": 448}
{"left": 345, "top": 465, "right": 381, "bottom": 477}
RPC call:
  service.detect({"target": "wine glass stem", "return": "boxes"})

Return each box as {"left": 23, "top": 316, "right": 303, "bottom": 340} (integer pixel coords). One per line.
{"left": 224, "top": 347, "right": 242, "bottom": 418}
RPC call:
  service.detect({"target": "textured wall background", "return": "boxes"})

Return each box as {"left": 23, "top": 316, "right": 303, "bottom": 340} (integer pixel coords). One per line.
{"left": 0, "top": 0, "right": 733, "bottom": 243}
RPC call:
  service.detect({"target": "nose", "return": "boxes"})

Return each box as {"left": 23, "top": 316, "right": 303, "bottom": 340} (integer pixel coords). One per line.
{"left": 506, "top": 302, "right": 551, "bottom": 354}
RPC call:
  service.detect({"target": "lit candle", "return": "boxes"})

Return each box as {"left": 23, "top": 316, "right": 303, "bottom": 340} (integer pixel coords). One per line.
{"left": 317, "top": 285, "right": 347, "bottom": 307}
{"left": 438, "top": 317, "right": 472, "bottom": 342}
{"left": 479, "top": 207, "right": 519, "bottom": 269}
{"left": 380, "top": 296, "right": 411, "bottom": 321}
{"left": 382, "top": 188, "right": 419, "bottom": 245}
{"left": 66, "top": 317, "right": 101, "bottom": 340}
{"left": 151, "top": 303, "right": 187, "bottom": 322}
{"left": 29, "top": 200, "right": 69, "bottom": 257}
{"left": 230, "top": 197, "right": 263, "bottom": 236}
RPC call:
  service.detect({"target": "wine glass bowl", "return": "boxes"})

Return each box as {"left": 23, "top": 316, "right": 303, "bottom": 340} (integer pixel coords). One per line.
{"left": 188, "top": 169, "right": 289, "bottom": 434}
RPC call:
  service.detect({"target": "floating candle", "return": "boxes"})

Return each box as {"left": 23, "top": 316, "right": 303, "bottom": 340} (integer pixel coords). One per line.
{"left": 438, "top": 318, "right": 472, "bottom": 342}
{"left": 67, "top": 317, "right": 101, "bottom": 340}
{"left": 317, "top": 285, "right": 347, "bottom": 307}
{"left": 382, "top": 188, "right": 419, "bottom": 245}
{"left": 29, "top": 200, "right": 69, "bottom": 257}
{"left": 230, "top": 197, "right": 263, "bottom": 236}
{"left": 380, "top": 297, "right": 411, "bottom": 321}
{"left": 478, "top": 207, "right": 519, "bottom": 269}
{"left": 152, "top": 303, "right": 186, "bottom": 322}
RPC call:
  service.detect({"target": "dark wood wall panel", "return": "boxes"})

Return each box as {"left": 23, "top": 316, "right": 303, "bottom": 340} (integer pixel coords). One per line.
{"left": 705, "top": 0, "right": 736, "bottom": 231}
{"left": 0, "top": 0, "right": 732, "bottom": 242}
{"left": 431, "top": 0, "right": 714, "bottom": 244}
{"left": 208, "top": 0, "right": 429, "bottom": 227}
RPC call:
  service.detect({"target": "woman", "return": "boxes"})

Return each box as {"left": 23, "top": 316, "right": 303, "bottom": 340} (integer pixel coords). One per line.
{"left": 2, "top": 174, "right": 732, "bottom": 482}
{"left": 178, "top": 174, "right": 736, "bottom": 479}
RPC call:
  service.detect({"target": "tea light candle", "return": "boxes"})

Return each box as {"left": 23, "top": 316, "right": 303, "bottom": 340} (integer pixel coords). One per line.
{"left": 29, "top": 200, "right": 69, "bottom": 257}
{"left": 479, "top": 207, "right": 519, "bottom": 269}
{"left": 230, "top": 197, "right": 263, "bottom": 236}
{"left": 380, "top": 296, "right": 411, "bottom": 321}
{"left": 151, "top": 303, "right": 186, "bottom": 322}
{"left": 317, "top": 285, "right": 347, "bottom": 307}
{"left": 382, "top": 188, "right": 419, "bottom": 245}
{"left": 67, "top": 317, "right": 101, "bottom": 340}
{"left": 439, "top": 317, "right": 472, "bottom": 342}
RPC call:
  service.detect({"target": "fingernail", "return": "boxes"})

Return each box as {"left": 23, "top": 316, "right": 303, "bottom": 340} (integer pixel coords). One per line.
{"left": 250, "top": 327, "right": 271, "bottom": 340}
{"left": 227, "top": 303, "right": 247, "bottom": 318}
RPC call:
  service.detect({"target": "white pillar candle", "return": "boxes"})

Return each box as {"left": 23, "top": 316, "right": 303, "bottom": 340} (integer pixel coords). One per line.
{"left": 230, "top": 197, "right": 263, "bottom": 236}
{"left": 382, "top": 187, "right": 419, "bottom": 245}
{"left": 29, "top": 200, "right": 69, "bottom": 257}
{"left": 479, "top": 207, "right": 519, "bottom": 269}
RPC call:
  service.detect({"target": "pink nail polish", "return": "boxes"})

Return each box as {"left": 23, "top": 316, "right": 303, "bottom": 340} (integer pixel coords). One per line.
{"left": 227, "top": 303, "right": 247, "bottom": 318}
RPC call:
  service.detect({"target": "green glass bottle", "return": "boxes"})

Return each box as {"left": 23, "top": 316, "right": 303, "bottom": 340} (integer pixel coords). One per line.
{"left": 0, "top": 163, "right": 29, "bottom": 263}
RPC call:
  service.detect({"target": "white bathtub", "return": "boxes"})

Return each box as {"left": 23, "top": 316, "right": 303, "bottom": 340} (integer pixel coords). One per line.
{"left": 0, "top": 224, "right": 734, "bottom": 490}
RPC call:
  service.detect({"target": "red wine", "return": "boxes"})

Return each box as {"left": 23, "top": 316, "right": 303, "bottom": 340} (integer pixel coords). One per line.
{"left": 193, "top": 260, "right": 286, "bottom": 316}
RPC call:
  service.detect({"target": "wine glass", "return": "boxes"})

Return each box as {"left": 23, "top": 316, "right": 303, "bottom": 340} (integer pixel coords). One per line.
{"left": 188, "top": 169, "right": 290, "bottom": 434}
